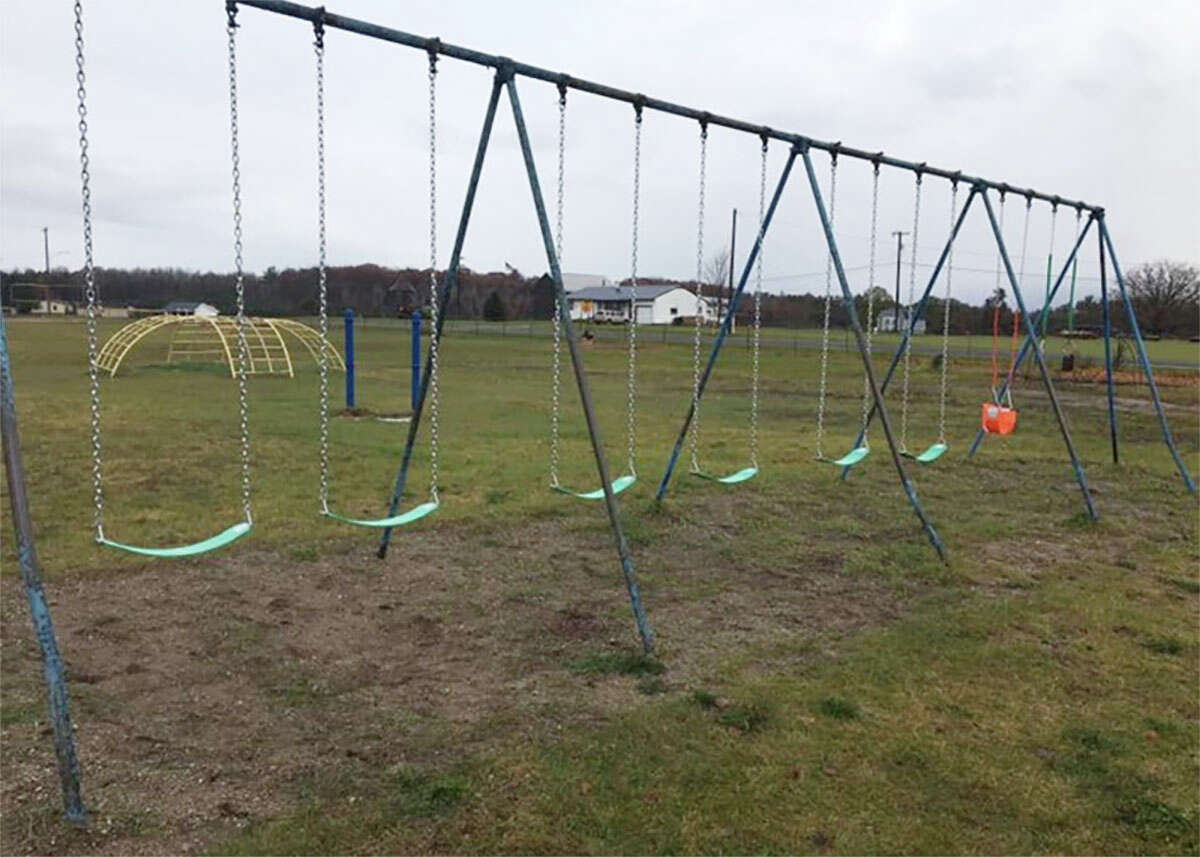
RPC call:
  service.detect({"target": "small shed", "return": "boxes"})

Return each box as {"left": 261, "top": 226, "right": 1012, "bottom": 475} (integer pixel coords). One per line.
{"left": 164, "top": 301, "right": 220, "bottom": 318}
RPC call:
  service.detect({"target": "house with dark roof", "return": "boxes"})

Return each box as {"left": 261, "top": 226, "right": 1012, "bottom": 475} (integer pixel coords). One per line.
{"left": 163, "top": 301, "right": 219, "bottom": 317}
{"left": 566, "top": 284, "right": 713, "bottom": 325}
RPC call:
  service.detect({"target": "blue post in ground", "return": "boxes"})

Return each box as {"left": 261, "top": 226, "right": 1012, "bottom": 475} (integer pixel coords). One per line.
{"left": 343, "top": 308, "right": 355, "bottom": 410}
{"left": 410, "top": 310, "right": 422, "bottom": 412}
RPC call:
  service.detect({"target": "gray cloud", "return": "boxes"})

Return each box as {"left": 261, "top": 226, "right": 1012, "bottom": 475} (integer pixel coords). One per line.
{"left": 2, "top": 0, "right": 1196, "bottom": 308}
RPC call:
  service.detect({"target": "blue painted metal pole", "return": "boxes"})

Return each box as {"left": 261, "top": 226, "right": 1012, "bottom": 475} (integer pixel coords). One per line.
{"left": 967, "top": 213, "right": 1096, "bottom": 459}
{"left": 0, "top": 316, "right": 86, "bottom": 825}
{"left": 378, "top": 75, "right": 504, "bottom": 558}
{"left": 799, "top": 145, "right": 947, "bottom": 561}
{"left": 505, "top": 71, "right": 654, "bottom": 652}
{"left": 979, "top": 188, "right": 1098, "bottom": 520}
{"left": 1099, "top": 216, "right": 1196, "bottom": 494}
{"left": 1098, "top": 227, "right": 1118, "bottom": 464}
{"left": 655, "top": 146, "right": 798, "bottom": 501}
{"left": 839, "top": 184, "right": 979, "bottom": 480}
{"left": 410, "top": 310, "right": 422, "bottom": 412}
{"left": 343, "top": 307, "right": 355, "bottom": 409}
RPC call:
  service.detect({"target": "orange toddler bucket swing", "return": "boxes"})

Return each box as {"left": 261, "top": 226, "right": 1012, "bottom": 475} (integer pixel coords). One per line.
{"left": 982, "top": 302, "right": 1019, "bottom": 435}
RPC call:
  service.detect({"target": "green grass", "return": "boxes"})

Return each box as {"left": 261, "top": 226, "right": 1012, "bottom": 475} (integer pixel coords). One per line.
{"left": 2, "top": 315, "right": 1198, "bottom": 855}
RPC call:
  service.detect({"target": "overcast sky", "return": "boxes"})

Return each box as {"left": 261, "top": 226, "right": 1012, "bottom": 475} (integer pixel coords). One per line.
{"left": 2, "top": 0, "right": 1196, "bottom": 307}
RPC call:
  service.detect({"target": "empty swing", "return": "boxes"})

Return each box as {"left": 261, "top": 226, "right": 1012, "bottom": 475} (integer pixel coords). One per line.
{"left": 548, "top": 95, "right": 639, "bottom": 499}
{"left": 687, "top": 125, "right": 764, "bottom": 485}
{"left": 314, "top": 24, "right": 439, "bottom": 527}
{"left": 903, "top": 179, "right": 961, "bottom": 464}
{"left": 74, "top": 2, "right": 253, "bottom": 557}
{"left": 814, "top": 152, "right": 869, "bottom": 467}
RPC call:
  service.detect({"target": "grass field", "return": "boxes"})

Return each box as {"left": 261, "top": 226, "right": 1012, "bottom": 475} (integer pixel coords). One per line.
{"left": 1, "top": 316, "right": 1197, "bottom": 855}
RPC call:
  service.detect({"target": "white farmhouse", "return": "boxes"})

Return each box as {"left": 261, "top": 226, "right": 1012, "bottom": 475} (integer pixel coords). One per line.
{"left": 163, "top": 301, "right": 220, "bottom": 318}
{"left": 567, "top": 284, "right": 713, "bottom": 325}
{"left": 875, "top": 306, "right": 926, "bottom": 335}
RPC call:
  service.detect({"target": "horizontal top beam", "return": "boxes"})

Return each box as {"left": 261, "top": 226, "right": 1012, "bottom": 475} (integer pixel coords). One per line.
{"left": 234, "top": 0, "right": 1102, "bottom": 214}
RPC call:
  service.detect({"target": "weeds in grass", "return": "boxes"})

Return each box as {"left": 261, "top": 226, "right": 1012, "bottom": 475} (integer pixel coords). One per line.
{"left": 691, "top": 690, "right": 718, "bottom": 709}
{"left": 1141, "top": 636, "right": 1185, "bottom": 656}
{"left": 636, "top": 677, "right": 666, "bottom": 696}
{"left": 1166, "top": 577, "right": 1200, "bottom": 594}
{"left": 817, "top": 696, "right": 860, "bottom": 721}
{"left": 568, "top": 650, "right": 665, "bottom": 677}
{"left": 715, "top": 701, "right": 773, "bottom": 733}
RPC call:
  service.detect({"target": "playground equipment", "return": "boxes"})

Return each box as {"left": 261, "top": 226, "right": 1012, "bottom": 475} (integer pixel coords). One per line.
{"left": 9, "top": 0, "right": 1190, "bottom": 824}
{"left": 902, "top": 180, "right": 959, "bottom": 464}
{"left": 547, "top": 87, "right": 638, "bottom": 500}
{"left": 312, "top": 19, "right": 439, "bottom": 528}
{"left": 94, "top": 314, "right": 342, "bottom": 377}
{"left": 686, "top": 125, "right": 765, "bottom": 485}
{"left": 983, "top": 300, "right": 1020, "bottom": 435}
{"left": 813, "top": 154, "right": 870, "bottom": 468}
{"left": 75, "top": 0, "right": 254, "bottom": 558}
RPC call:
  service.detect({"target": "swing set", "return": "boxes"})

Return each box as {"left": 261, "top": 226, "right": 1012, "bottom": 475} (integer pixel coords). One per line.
{"left": 6, "top": 0, "right": 1198, "bottom": 821}
{"left": 46, "top": 0, "right": 1197, "bottom": 661}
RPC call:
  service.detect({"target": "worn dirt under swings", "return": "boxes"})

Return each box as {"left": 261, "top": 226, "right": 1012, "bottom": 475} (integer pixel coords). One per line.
{"left": 1, "top": 500, "right": 921, "bottom": 856}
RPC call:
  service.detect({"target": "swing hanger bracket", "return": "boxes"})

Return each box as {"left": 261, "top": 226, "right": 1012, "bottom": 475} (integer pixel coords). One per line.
{"left": 426, "top": 37, "right": 441, "bottom": 70}
{"left": 698, "top": 112, "right": 710, "bottom": 135}
{"left": 871, "top": 151, "right": 883, "bottom": 173}
{"left": 632, "top": 95, "right": 645, "bottom": 122}
{"left": 949, "top": 169, "right": 963, "bottom": 189}
{"left": 311, "top": 6, "right": 325, "bottom": 48}
{"left": 914, "top": 162, "right": 927, "bottom": 183}
{"left": 758, "top": 127, "right": 770, "bottom": 151}
{"left": 226, "top": 0, "right": 239, "bottom": 28}
{"left": 556, "top": 74, "right": 569, "bottom": 104}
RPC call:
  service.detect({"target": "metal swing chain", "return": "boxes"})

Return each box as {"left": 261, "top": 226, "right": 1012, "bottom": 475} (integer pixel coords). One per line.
{"left": 859, "top": 162, "right": 881, "bottom": 448}
{"left": 426, "top": 49, "right": 441, "bottom": 504}
{"left": 549, "top": 85, "right": 566, "bottom": 488}
{"left": 750, "top": 137, "right": 766, "bottom": 470}
{"left": 227, "top": 4, "right": 252, "bottom": 524}
{"left": 688, "top": 122, "right": 707, "bottom": 474}
{"left": 899, "top": 171, "right": 923, "bottom": 454}
{"left": 1044, "top": 203, "right": 1058, "bottom": 335}
{"left": 814, "top": 153, "right": 838, "bottom": 460}
{"left": 314, "top": 18, "right": 330, "bottom": 513}
{"left": 75, "top": 1, "right": 104, "bottom": 540}
{"left": 625, "top": 105, "right": 642, "bottom": 477}
{"left": 936, "top": 181, "right": 959, "bottom": 443}
{"left": 990, "top": 191, "right": 1008, "bottom": 402}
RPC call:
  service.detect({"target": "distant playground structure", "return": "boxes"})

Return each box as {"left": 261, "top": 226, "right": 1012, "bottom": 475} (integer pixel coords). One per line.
{"left": 95, "top": 314, "right": 344, "bottom": 378}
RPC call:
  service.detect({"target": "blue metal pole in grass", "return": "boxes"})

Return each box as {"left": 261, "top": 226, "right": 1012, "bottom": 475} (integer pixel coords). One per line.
{"left": 0, "top": 316, "right": 87, "bottom": 825}
{"left": 1098, "top": 228, "right": 1118, "bottom": 464}
{"left": 378, "top": 74, "right": 503, "bottom": 559}
{"left": 966, "top": 212, "right": 1096, "bottom": 459}
{"left": 838, "top": 183, "right": 979, "bottom": 481}
{"left": 979, "top": 188, "right": 1098, "bottom": 520}
{"left": 1099, "top": 216, "right": 1196, "bottom": 494}
{"left": 343, "top": 307, "right": 355, "bottom": 409}
{"left": 799, "top": 144, "right": 947, "bottom": 561}
{"left": 655, "top": 143, "right": 798, "bottom": 501}
{"left": 410, "top": 310, "right": 421, "bottom": 412}
{"left": 505, "top": 70, "right": 654, "bottom": 652}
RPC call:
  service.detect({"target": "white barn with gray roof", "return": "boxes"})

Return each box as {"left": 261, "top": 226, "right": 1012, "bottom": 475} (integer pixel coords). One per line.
{"left": 566, "top": 284, "right": 713, "bottom": 325}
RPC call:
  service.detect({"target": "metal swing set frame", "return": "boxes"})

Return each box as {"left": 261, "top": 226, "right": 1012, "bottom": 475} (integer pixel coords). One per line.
{"left": 2, "top": 0, "right": 1195, "bottom": 823}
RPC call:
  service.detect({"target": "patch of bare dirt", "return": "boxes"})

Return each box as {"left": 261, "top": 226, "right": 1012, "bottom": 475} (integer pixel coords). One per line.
{"left": 1, "top": 496, "right": 920, "bottom": 856}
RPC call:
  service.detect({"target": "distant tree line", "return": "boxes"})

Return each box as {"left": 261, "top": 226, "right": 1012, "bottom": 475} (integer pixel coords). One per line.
{"left": 3, "top": 259, "right": 1194, "bottom": 338}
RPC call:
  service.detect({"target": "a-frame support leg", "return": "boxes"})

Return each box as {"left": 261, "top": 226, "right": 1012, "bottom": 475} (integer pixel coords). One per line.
{"left": 504, "top": 71, "right": 654, "bottom": 652}
{"left": 979, "top": 188, "right": 1098, "bottom": 520}
{"left": 1099, "top": 216, "right": 1197, "bottom": 494}
{"left": 798, "top": 144, "right": 947, "bottom": 561}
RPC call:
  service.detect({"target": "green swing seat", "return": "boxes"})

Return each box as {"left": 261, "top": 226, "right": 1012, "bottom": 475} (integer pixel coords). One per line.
{"left": 910, "top": 441, "right": 948, "bottom": 464}
{"left": 821, "top": 446, "right": 870, "bottom": 467}
{"left": 323, "top": 500, "right": 439, "bottom": 528}
{"left": 692, "top": 466, "right": 759, "bottom": 485}
{"left": 98, "top": 521, "right": 252, "bottom": 558}
{"left": 553, "top": 474, "right": 637, "bottom": 501}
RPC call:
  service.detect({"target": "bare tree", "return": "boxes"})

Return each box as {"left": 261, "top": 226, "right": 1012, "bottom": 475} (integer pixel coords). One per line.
{"left": 1125, "top": 260, "right": 1199, "bottom": 337}
{"left": 701, "top": 249, "right": 731, "bottom": 324}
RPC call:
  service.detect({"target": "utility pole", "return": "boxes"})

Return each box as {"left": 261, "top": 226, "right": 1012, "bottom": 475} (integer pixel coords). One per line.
{"left": 891, "top": 230, "right": 909, "bottom": 334}
{"left": 727, "top": 208, "right": 737, "bottom": 333}
{"left": 43, "top": 227, "right": 50, "bottom": 275}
